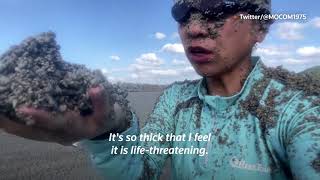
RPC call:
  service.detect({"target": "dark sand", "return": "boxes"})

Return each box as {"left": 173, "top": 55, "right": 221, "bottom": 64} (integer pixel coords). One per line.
{"left": 0, "top": 91, "right": 168, "bottom": 180}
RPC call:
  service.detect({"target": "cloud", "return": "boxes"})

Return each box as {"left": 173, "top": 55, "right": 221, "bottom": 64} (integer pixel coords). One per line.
{"left": 310, "top": 17, "right": 320, "bottom": 28}
{"left": 135, "top": 53, "right": 163, "bottom": 66}
{"left": 282, "top": 58, "right": 307, "bottom": 65}
{"left": 126, "top": 52, "right": 199, "bottom": 84}
{"left": 182, "top": 66, "right": 194, "bottom": 73}
{"left": 107, "top": 76, "right": 125, "bottom": 83}
{"left": 255, "top": 46, "right": 288, "bottom": 56}
{"left": 110, "top": 55, "right": 120, "bottom": 61}
{"left": 130, "top": 73, "right": 139, "bottom": 79}
{"left": 253, "top": 43, "right": 320, "bottom": 72}
{"left": 296, "top": 46, "right": 320, "bottom": 57}
{"left": 171, "top": 32, "right": 180, "bottom": 39}
{"left": 276, "top": 22, "right": 305, "bottom": 40}
{"left": 161, "top": 43, "right": 185, "bottom": 54}
{"left": 172, "top": 59, "right": 189, "bottom": 65}
{"left": 154, "top": 32, "right": 166, "bottom": 40}
{"left": 127, "top": 66, "right": 199, "bottom": 84}
{"left": 104, "top": 62, "right": 199, "bottom": 84}
{"left": 100, "top": 68, "right": 109, "bottom": 75}
{"left": 130, "top": 53, "right": 164, "bottom": 76}
{"left": 149, "top": 69, "right": 179, "bottom": 76}
{"left": 274, "top": 17, "right": 320, "bottom": 40}
{"left": 254, "top": 45, "right": 293, "bottom": 60}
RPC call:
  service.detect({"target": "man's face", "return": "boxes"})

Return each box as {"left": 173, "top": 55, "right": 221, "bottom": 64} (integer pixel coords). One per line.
{"left": 178, "top": 12, "right": 264, "bottom": 77}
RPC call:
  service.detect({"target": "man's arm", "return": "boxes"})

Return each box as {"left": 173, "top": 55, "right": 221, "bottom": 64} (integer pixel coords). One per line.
{"left": 285, "top": 106, "right": 320, "bottom": 179}
{"left": 80, "top": 86, "right": 178, "bottom": 180}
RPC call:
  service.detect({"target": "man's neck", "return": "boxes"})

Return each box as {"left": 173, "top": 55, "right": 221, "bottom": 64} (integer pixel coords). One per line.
{"left": 205, "top": 56, "right": 253, "bottom": 97}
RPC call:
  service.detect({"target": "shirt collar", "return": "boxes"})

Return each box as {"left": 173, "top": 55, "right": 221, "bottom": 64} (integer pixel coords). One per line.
{"left": 196, "top": 56, "right": 265, "bottom": 111}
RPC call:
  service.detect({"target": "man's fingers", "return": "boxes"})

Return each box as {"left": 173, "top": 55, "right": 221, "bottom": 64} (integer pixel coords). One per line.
{"left": 0, "top": 115, "right": 59, "bottom": 142}
{"left": 0, "top": 115, "right": 21, "bottom": 134}
{"left": 17, "top": 107, "right": 66, "bottom": 131}
{"left": 88, "top": 86, "right": 109, "bottom": 120}
{"left": 17, "top": 107, "right": 95, "bottom": 139}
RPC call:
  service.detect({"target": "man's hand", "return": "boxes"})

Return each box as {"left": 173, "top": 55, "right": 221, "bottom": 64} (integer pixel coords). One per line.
{"left": 0, "top": 85, "right": 119, "bottom": 145}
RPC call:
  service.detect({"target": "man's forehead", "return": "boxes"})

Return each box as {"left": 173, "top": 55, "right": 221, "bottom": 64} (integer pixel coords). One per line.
{"left": 173, "top": 0, "right": 271, "bottom": 12}
{"left": 173, "top": 0, "right": 270, "bottom": 4}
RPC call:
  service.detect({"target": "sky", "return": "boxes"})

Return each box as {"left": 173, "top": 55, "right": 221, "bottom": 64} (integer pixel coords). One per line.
{"left": 0, "top": 0, "right": 320, "bottom": 84}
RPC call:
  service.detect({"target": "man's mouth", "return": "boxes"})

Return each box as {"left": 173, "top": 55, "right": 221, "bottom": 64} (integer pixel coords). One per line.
{"left": 187, "top": 46, "right": 213, "bottom": 63}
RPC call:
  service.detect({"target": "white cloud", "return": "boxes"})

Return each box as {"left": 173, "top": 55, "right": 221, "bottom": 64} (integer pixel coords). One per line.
{"left": 171, "top": 32, "right": 180, "bottom": 39}
{"left": 100, "top": 68, "right": 109, "bottom": 75}
{"left": 254, "top": 44, "right": 293, "bottom": 59}
{"left": 161, "top": 43, "right": 185, "bottom": 54}
{"left": 130, "top": 53, "right": 165, "bottom": 78}
{"left": 131, "top": 73, "right": 139, "bottom": 79}
{"left": 155, "top": 32, "right": 166, "bottom": 40}
{"left": 135, "top": 53, "right": 163, "bottom": 66}
{"left": 110, "top": 55, "right": 120, "bottom": 61}
{"left": 296, "top": 46, "right": 320, "bottom": 57}
{"left": 271, "top": 17, "right": 320, "bottom": 41}
{"left": 149, "top": 69, "right": 179, "bottom": 76}
{"left": 127, "top": 53, "right": 199, "bottom": 84}
{"left": 109, "top": 65, "right": 199, "bottom": 84}
{"left": 182, "top": 66, "right": 194, "bottom": 73}
{"left": 310, "top": 17, "right": 320, "bottom": 28}
{"left": 107, "top": 76, "right": 125, "bottom": 83}
{"left": 172, "top": 59, "right": 188, "bottom": 65}
{"left": 256, "top": 47, "right": 286, "bottom": 56}
{"left": 253, "top": 43, "right": 320, "bottom": 72}
{"left": 127, "top": 52, "right": 197, "bottom": 83}
{"left": 282, "top": 58, "right": 306, "bottom": 65}
{"left": 276, "top": 22, "right": 305, "bottom": 40}
{"left": 130, "top": 63, "right": 155, "bottom": 71}
{"left": 261, "top": 56, "right": 315, "bottom": 72}
{"left": 100, "top": 67, "right": 128, "bottom": 75}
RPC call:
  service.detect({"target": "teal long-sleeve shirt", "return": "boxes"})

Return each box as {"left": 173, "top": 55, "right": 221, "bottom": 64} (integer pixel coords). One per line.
{"left": 80, "top": 57, "right": 320, "bottom": 180}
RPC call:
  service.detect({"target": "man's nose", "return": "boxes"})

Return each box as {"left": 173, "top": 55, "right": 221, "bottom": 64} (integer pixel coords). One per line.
{"left": 185, "top": 19, "right": 209, "bottom": 38}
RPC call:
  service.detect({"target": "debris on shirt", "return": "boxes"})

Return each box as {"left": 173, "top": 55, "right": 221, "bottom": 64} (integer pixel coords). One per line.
{"left": 239, "top": 65, "right": 320, "bottom": 133}
{"left": 311, "top": 153, "right": 320, "bottom": 173}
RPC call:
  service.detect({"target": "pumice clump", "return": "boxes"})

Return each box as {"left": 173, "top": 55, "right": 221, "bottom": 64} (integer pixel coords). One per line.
{"left": 0, "top": 32, "right": 130, "bottom": 123}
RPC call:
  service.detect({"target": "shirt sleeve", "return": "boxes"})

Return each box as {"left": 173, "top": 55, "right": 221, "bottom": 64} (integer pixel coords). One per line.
{"left": 79, "top": 86, "right": 177, "bottom": 180}
{"left": 285, "top": 106, "right": 320, "bottom": 179}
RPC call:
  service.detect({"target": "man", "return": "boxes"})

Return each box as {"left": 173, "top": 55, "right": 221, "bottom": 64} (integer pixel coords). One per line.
{"left": 0, "top": 0, "right": 319, "bottom": 179}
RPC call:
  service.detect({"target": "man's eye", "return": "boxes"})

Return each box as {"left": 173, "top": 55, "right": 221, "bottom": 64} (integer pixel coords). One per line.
{"left": 177, "top": 14, "right": 191, "bottom": 25}
{"left": 178, "top": 21, "right": 188, "bottom": 27}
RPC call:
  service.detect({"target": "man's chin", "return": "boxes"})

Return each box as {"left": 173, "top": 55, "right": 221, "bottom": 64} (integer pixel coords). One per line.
{"left": 194, "top": 68, "right": 224, "bottom": 78}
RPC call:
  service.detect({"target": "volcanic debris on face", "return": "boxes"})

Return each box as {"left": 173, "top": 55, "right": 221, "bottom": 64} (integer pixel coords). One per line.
{"left": 183, "top": 12, "right": 226, "bottom": 41}
{"left": 0, "top": 32, "right": 130, "bottom": 123}
{"left": 179, "top": 0, "right": 270, "bottom": 39}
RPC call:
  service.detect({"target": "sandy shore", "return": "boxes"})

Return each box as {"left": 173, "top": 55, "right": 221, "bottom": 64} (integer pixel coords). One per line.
{"left": 0, "top": 132, "right": 103, "bottom": 180}
{"left": 0, "top": 91, "right": 169, "bottom": 180}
